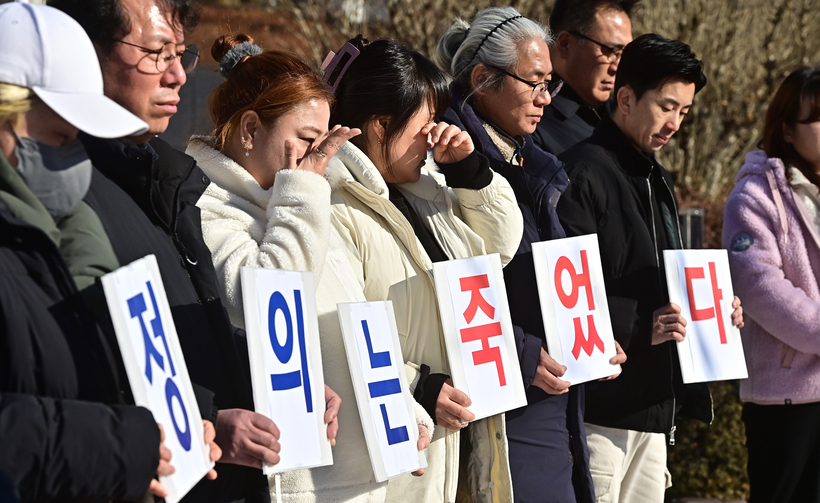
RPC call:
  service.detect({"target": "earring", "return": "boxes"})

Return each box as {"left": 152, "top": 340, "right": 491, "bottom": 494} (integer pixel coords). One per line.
{"left": 241, "top": 136, "right": 252, "bottom": 156}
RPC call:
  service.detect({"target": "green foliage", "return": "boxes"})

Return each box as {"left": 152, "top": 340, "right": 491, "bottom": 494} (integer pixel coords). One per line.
{"left": 667, "top": 380, "right": 749, "bottom": 499}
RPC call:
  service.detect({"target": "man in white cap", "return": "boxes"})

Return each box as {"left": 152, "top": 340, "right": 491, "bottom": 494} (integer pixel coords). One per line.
{"left": 48, "top": 1, "right": 340, "bottom": 502}
{"left": 0, "top": 1, "right": 221, "bottom": 501}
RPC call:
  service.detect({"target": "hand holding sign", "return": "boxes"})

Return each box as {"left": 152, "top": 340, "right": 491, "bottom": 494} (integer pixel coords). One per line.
{"left": 203, "top": 420, "right": 221, "bottom": 480}
{"left": 435, "top": 380, "right": 475, "bottom": 431}
{"left": 338, "top": 301, "right": 427, "bottom": 482}
{"left": 240, "top": 267, "right": 332, "bottom": 474}
{"left": 324, "top": 385, "right": 342, "bottom": 447}
{"left": 411, "top": 425, "right": 431, "bottom": 477}
{"left": 663, "top": 250, "right": 748, "bottom": 383}
{"left": 731, "top": 297, "right": 744, "bottom": 328}
{"left": 532, "top": 235, "right": 620, "bottom": 384}
{"left": 651, "top": 303, "right": 688, "bottom": 345}
{"left": 434, "top": 254, "right": 527, "bottom": 421}
{"left": 215, "top": 409, "right": 281, "bottom": 469}
{"left": 102, "top": 256, "right": 215, "bottom": 503}
{"left": 599, "top": 341, "right": 626, "bottom": 381}
{"left": 149, "top": 424, "right": 175, "bottom": 499}
{"left": 533, "top": 347, "right": 570, "bottom": 395}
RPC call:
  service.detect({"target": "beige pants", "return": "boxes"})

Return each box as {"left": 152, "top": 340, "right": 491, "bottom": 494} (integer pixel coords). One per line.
{"left": 585, "top": 423, "right": 672, "bottom": 503}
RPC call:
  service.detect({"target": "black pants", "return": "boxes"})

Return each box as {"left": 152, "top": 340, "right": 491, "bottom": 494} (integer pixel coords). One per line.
{"left": 506, "top": 387, "right": 577, "bottom": 503}
{"left": 744, "top": 401, "right": 820, "bottom": 503}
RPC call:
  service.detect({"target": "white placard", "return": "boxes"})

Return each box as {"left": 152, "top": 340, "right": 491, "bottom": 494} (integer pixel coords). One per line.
{"left": 337, "top": 301, "right": 426, "bottom": 482}
{"left": 532, "top": 235, "right": 620, "bottom": 384}
{"left": 434, "top": 254, "right": 527, "bottom": 421}
{"left": 664, "top": 249, "right": 748, "bottom": 383}
{"left": 240, "top": 267, "right": 332, "bottom": 474}
{"left": 101, "top": 255, "right": 213, "bottom": 503}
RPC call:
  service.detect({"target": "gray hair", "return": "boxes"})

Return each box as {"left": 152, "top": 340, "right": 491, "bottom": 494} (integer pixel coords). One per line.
{"left": 435, "top": 7, "right": 553, "bottom": 102}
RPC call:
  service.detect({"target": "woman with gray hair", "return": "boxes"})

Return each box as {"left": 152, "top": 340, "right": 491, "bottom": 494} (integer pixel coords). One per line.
{"left": 437, "top": 7, "right": 622, "bottom": 502}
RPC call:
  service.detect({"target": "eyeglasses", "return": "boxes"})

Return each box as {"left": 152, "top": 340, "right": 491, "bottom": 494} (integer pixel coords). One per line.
{"left": 486, "top": 64, "right": 564, "bottom": 100}
{"left": 115, "top": 40, "right": 200, "bottom": 74}
{"left": 569, "top": 31, "right": 624, "bottom": 63}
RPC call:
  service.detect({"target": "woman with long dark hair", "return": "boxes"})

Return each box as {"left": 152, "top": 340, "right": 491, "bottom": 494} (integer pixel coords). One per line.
{"left": 326, "top": 35, "right": 523, "bottom": 502}
{"left": 723, "top": 67, "right": 820, "bottom": 503}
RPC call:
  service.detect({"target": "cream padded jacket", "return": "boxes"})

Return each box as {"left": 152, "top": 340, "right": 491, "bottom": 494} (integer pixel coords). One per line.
{"left": 327, "top": 142, "right": 523, "bottom": 503}
{"left": 188, "top": 140, "right": 433, "bottom": 503}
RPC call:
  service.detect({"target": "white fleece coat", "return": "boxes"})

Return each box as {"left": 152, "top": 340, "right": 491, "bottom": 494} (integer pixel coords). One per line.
{"left": 327, "top": 142, "right": 523, "bottom": 503}
{"left": 187, "top": 139, "right": 433, "bottom": 503}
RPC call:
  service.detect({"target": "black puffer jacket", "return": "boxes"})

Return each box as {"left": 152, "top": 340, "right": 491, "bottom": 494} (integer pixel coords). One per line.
{"left": 557, "top": 117, "right": 712, "bottom": 436}
{"left": 0, "top": 151, "right": 160, "bottom": 501}
{"left": 79, "top": 135, "right": 267, "bottom": 503}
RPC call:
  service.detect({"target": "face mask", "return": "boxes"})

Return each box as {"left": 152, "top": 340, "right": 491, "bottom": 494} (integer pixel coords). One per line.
{"left": 12, "top": 127, "right": 92, "bottom": 219}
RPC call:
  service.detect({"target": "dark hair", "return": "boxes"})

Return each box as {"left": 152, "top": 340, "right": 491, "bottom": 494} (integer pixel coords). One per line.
{"left": 329, "top": 36, "right": 450, "bottom": 172}
{"left": 762, "top": 67, "right": 820, "bottom": 186}
{"left": 207, "top": 34, "right": 334, "bottom": 152}
{"left": 550, "top": 0, "right": 639, "bottom": 35}
{"left": 48, "top": 0, "right": 200, "bottom": 53}
{"left": 614, "top": 33, "right": 707, "bottom": 100}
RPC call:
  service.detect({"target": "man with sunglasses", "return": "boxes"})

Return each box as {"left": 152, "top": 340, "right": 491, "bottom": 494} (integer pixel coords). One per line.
{"left": 532, "top": 0, "right": 637, "bottom": 156}
{"left": 46, "top": 1, "right": 315, "bottom": 501}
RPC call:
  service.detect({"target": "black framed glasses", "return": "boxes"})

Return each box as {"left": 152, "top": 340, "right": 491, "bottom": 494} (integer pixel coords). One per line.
{"left": 569, "top": 31, "right": 624, "bottom": 63}
{"left": 486, "top": 64, "right": 564, "bottom": 99}
{"left": 115, "top": 40, "right": 200, "bottom": 74}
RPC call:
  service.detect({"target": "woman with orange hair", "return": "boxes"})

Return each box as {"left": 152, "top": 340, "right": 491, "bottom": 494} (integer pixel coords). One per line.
{"left": 187, "top": 34, "right": 433, "bottom": 502}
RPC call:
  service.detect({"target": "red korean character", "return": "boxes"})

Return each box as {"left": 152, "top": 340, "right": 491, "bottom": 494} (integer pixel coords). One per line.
{"left": 554, "top": 250, "right": 605, "bottom": 360}
{"left": 459, "top": 275, "right": 505, "bottom": 386}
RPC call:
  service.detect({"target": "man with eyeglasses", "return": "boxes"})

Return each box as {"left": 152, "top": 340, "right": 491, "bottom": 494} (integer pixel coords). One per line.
{"left": 531, "top": 0, "right": 637, "bottom": 156}
{"left": 46, "top": 1, "right": 312, "bottom": 502}
{"left": 556, "top": 34, "right": 744, "bottom": 503}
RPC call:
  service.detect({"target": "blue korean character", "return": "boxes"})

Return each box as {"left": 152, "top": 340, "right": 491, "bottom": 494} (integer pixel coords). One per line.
{"left": 128, "top": 281, "right": 175, "bottom": 383}
{"left": 361, "top": 320, "right": 409, "bottom": 445}
{"left": 268, "top": 290, "right": 313, "bottom": 413}
{"left": 128, "top": 281, "right": 190, "bottom": 450}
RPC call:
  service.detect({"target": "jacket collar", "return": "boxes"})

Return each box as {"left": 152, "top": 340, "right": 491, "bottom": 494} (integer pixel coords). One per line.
{"left": 80, "top": 134, "right": 199, "bottom": 231}
{"left": 590, "top": 116, "right": 658, "bottom": 178}
{"left": 0, "top": 149, "right": 61, "bottom": 244}
{"left": 326, "top": 141, "right": 390, "bottom": 197}
{"left": 186, "top": 137, "right": 272, "bottom": 209}
{"left": 549, "top": 82, "right": 608, "bottom": 125}
{"left": 444, "top": 86, "right": 565, "bottom": 181}
{"left": 549, "top": 81, "right": 583, "bottom": 121}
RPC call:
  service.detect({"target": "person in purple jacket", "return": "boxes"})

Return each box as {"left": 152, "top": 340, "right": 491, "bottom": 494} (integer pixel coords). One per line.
{"left": 723, "top": 67, "right": 820, "bottom": 503}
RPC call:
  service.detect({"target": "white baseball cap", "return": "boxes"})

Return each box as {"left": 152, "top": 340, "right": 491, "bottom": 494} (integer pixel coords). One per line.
{"left": 0, "top": 0, "right": 149, "bottom": 139}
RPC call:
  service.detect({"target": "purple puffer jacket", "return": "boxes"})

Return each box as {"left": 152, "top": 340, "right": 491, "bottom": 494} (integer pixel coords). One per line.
{"left": 723, "top": 150, "right": 820, "bottom": 405}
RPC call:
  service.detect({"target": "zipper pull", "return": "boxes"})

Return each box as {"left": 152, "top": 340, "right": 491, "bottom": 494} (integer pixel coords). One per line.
{"left": 669, "top": 425, "right": 676, "bottom": 446}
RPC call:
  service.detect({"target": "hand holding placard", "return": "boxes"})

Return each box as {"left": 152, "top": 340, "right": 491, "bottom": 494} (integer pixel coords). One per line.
{"left": 338, "top": 301, "right": 426, "bottom": 482}
{"left": 240, "top": 267, "right": 332, "bottom": 475}
{"left": 532, "top": 235, "right": 620, "bottom": 384}
{"left": 214, "top": 409, "right": 281, "bottom": 469}
{"left": 435, "top": 380, "right": 474, "bottom": 430}
{"left": 663, "top": 250, "right": 748, "bottom": 383}
{"left": 433, "top": 254, "right": 527, "bottom": 421}
{"left": 102, "top": 255, "right": 215, "bottom": 503}
{"left": 651, "top": 303, "right": 688, "bottom": 345}
{"left": 532, "top": 347, "right": 570, "bottom": 395}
